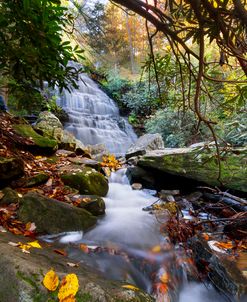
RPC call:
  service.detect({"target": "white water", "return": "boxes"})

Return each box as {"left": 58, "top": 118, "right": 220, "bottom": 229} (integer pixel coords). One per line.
{"left": 57, "top": 73, "right": 137, "bottom": 156}
{"left": 83, "top": 169, "right": 161, "bottom": 248}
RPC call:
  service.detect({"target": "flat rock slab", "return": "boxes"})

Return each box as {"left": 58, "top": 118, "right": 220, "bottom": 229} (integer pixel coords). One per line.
{"left": 138, "top": 145, "right": 247, "bottom": 192}
{"left": 0, "top": 232, "right": 154, "bottom": 302}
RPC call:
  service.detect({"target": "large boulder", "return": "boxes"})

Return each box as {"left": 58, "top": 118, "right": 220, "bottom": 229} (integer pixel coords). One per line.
{"left": 137, "top": 144, "right": 247, "bottom": 192}
{"left": 61, "top": 167, "right": 109, "bottom": 197}
{"left": 126, "top": 133, "right": 164, "bottom": 159}
{"left": 13, "top": 123, "right": 58, "bottom": 154}
{"left": 0, "top": 157, "right": 24, "bottom": 187}
{"left": 34, "top": 111, "right": 89, "bottom": 154}
{"left": 18, "top": 192, "right": 97, "bottom": 234}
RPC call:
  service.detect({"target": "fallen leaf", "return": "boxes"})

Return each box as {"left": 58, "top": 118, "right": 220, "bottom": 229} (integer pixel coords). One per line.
{"left": 0, "top": 192, "right": 4, "bottom": 199}
{"left": 58, "top": 274, "right": 79, "bottom": 302}
{"left": 8, "top": 241, "right": 19, "bottom": 247}
{"left": 54, "top": 249, "right": 68, "bottom": 256}
{"left": 79, "top": 244, "right": 89, "bottom": 253}
{"left": 43, "top": 269, "right": 59, "bottom": 291}
{"left": 122, "top": 284, "right": 140, "bottom": 291}
{"left": 59, "top": 295, "right": 76, "bottom": 302}
{"left": 27, "top": 240, "right": 42, "bottom": 249}
{"left": 45, "top": 178, "right": 53, "bottom": 187}
{"left": 0, "top": 226, "right": 7, "bottom": 232}
{"left": 26, "top": 222, "right": 36, "bottom": 232}
{"left": 151, "top": 245, "right": 161, "bottom": 253}
{"left": 67, "top": 262, "right": 79, "bottom": 268}
{"left": 215, "top": 241, "right": 234, "bottom": 250}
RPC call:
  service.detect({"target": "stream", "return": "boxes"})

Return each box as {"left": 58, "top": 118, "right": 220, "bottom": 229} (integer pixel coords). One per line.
{"left": 42, "top": 169, "right": 227, "bottom": 302}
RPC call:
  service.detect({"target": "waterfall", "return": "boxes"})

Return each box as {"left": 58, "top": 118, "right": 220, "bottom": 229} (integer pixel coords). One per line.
{"left": 57, "top": 73, "right": 137, "bottom": 156}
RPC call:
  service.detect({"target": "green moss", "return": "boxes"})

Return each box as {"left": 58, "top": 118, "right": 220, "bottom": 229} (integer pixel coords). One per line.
{"left": 139, "top": 147, "right": 247, "bottom": 192}
{"left": 61, "top": 167, "right": 109, "bottom": 197}
{"left": 24, "top": 173, "right": 50, "bottom": 187}
{"left": 13, "top": 124, "right": 58, "bottom": 151}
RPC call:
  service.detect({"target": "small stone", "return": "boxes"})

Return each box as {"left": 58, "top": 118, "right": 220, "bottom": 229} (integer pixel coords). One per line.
{"left": 132, "top": 183, "right": 142, "bottom": 190}
{"left": 159, "top": 189, "right": 180, "bottom": 196}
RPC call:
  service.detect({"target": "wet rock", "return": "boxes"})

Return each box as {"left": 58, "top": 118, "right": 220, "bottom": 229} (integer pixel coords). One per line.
{"left": 126, "top": 133, "right": 164, "bottom": 159}
{"left": 189, "top": 236, "right": 247, "bottom": 298}
{"left": 18, "top": 192, "right": 97, "bottom": 234}
{"left": 138, "top": 145, "right": 247, "bottom": 193}
{"left": 34, "top": 112, "right": 90, "bottom": 154}
{"left": 23, "top": 173, "right": 50, "bottom": 188}
{"left": 0, "top": 156, "right": 24, "bottom": 187}
{"left": 0, "top": 187, "right": 20, "bottom": 205}
{"left": 61, "top": 167, "right": 109, "bottom": 197}
{"left": 68, "top": 157, "right": 100, "bottom": 170}
{"left": 13, "top": 123, "right": 58, "bottom": 154}
{"left": 56, "top": 149, "right": 76, "bottom": 157}
{"left": 126, "top": 166, "right": 156, "bottom": 189}
{"left": 159, "top": 190, "right": 180, "bottom": 196}
{"left": 0, "top": 231, "right": 154, "bottom": 302}
{"left": 72, "top": 195, "right": 106, "bottom": 216}
{"left": 87, "top": 143, "right": 108, "bottom": 160}
{"left": 132, "top": 183, "right": 142, "bottom": 190}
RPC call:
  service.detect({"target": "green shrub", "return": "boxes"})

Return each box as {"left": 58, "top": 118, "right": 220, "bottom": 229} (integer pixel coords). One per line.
{"left": 145, "top": 109, "right": 208, "bottom": 147}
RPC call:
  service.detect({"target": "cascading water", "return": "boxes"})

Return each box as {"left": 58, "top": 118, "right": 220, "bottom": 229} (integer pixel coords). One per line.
{"left": 57, "top": 74, "right": 137, "bottom": 156}
{"left": 50, "top": 73, "right": 229, "bottom": 301}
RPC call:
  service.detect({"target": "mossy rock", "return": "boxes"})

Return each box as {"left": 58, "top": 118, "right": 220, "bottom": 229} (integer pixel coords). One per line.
{"left": 75, "top": 195, "right": 105, "bottom": 216}
{"left": 138, "top": 145, "right": 247, "bottom": 192}
{"left": 13, "top": 124, "right": 58, "bottom": 154}
{"left": 61, "top": 167, "right": 109, "bottom": 197}
{"left": 0, "top": 157, "right": 24, "bottom": 187}
{"left": 23, "top": 173, "right": 49, "bottom": 188}
{"left": 18, "top": 192, "right": 97, "bottom": 234}
{"left": 0, "top": 187, "right": 20, "bottom": 205}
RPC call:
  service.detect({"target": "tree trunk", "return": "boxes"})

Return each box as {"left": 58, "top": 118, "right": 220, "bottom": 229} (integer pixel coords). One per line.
{"left": 125, "top": 12, "right": 136, "bottom": 74}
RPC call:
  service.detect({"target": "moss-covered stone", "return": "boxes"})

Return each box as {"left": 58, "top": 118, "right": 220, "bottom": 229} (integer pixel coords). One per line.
{"left": 0, "top": 187, "right": 20, "bottom": 205}
{"left": 0, "top": 156, "right": 24, "bottom": 187}
{"left": 61, "top": 167, "right": 109, "bottom": 197}
{"left": 13, "top": 124, "right": 58, "bottom": 154}
{"left": 18, "top": 191, "right": 97, "bottom": 234}
{"left": 23, "top": 173, "right": 49, "bottom": 188}
{"left": 138, "top": 145, "right": 247, "bottom": 192}
{"left": 75, "top": 195, "right": 106, "bottom": 216}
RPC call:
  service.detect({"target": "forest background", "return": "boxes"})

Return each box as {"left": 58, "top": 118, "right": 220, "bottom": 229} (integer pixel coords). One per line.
{"left": 0, "top": 0, "right": 246, "bottom": 148}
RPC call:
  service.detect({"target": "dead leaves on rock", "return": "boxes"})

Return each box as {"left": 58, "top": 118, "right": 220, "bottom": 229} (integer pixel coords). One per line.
{"left": 43, "top": 270, "right": 79, "bottom": 302}
{"left": 100, "top": 154, "right": 122, "bottom": 172}
{"left": 8, "top": 240, "right": 42, "bottom": 253}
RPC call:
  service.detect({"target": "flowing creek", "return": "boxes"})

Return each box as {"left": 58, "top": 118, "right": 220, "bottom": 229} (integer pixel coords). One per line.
{"left": 42, "top": 170, "right": 227, "bottom": 302}
{"left": 52, "top": 73, "right": 231, "bottom": 301}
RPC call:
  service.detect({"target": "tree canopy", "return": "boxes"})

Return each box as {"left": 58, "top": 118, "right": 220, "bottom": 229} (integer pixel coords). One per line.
{"left": 0, "top": 0, "right": 84, "bottom": 93}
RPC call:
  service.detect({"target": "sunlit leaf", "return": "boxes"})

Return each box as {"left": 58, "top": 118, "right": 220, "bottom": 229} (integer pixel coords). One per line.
{"left": 58, "top": 273, "right": 79, "bottom": 302}
{"left": 43, "top": 269, "right": 59, "bottom": 291}
{"left": 27, "top": 240, "right": 42, "bottom": 249}
{"left": 122, "top": 284, "right": 140, "bottom": 291}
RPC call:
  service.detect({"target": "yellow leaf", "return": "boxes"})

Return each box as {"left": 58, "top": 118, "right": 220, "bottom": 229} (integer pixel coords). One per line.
{"left": 151, "top": 245, "right": 161, "bottom": 253}
{"left": 58, "top": 273, "right": 79, "bottom": 302}
{"left": 43, "top": 269, "right": 59, "bottom": 291}
{"left": 122, "top": 284, "right": 140, "bottom": 291}
{"left": 27, "top": 240, "right": 42, "bottom": 249}
{"left": 60, "top": 295, "right": 76, "bottom": 302}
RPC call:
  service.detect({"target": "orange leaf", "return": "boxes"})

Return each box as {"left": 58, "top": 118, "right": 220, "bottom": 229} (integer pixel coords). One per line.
{"left": 79, "top": 244, "right": 89, "bottom": 253}
{"left": 43, "top": 269, "right": 59, "bottom": 291}
{"left": 54, "top": 249, "right": 68, "bottom": 256}
{"left": 215, "top": 241, "right": 234, "bottom": 249}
